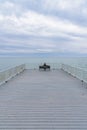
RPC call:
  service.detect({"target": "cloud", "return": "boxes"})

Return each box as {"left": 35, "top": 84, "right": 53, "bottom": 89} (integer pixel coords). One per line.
{"left": 43, "top": 0, "right": 84, "bottom": 11}
{"left": 1, "top": 8, "right": 87, "bottom": 38}
{"left": 0, "top": 0, "right": 87, "bottom": 56}
{"left": 42, "top": 0, "right": 87, "bottom": 26}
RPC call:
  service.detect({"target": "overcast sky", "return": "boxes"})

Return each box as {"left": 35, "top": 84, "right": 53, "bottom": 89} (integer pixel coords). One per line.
{"left": 0, "top": 0, "right": 87, "bottom": 56}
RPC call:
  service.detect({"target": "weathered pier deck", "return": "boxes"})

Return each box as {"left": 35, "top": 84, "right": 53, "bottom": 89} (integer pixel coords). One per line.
{"left": 0, "top": 69, "right": 87, "bottom": 129}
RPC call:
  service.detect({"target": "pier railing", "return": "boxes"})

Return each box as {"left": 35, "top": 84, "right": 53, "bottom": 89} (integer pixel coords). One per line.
{"left": 0, "top": 64, "right": 25, "bottom": 85}
{"left": 61, "top": 64, "right": 87, "bottom": 83}
{"left": 1, "top": 63, "right": 87, "bottom": 86}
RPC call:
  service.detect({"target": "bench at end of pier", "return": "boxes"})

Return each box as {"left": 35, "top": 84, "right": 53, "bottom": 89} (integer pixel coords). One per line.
{"left": 39, "top": 63, "right": 50, "bottom": 71}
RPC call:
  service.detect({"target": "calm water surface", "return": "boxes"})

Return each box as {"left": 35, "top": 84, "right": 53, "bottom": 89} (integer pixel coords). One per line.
{"left": 0, "top": 57, "right": 87, "bottom": 70}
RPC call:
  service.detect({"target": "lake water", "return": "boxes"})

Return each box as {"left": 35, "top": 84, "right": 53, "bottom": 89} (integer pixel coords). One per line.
{"left": 0, "top": 57, "right": 87, "bottom": 71}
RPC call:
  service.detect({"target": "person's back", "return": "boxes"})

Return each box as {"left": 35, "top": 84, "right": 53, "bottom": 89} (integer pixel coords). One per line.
{"left": 44, "top": 63, "right": 46, "bottom": 66}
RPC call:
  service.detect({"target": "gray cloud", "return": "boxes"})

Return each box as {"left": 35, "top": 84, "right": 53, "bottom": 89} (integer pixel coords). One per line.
{"left": 0, "top": 0, "right": 87, "bottom": 56}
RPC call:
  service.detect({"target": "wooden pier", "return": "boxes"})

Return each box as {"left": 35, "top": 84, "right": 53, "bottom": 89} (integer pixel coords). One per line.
{"left": 0, "top": 69, "right": 87, "bottom": 129}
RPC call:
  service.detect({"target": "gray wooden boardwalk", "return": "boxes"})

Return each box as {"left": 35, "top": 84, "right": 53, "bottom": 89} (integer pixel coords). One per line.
{"left": 0, "top": 69, "right": 87, "bottom": 129}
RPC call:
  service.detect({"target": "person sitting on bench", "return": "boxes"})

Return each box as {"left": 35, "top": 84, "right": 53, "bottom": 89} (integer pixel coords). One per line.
{"left": 39, "top": 63, "right": 50, "bottom": 70}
